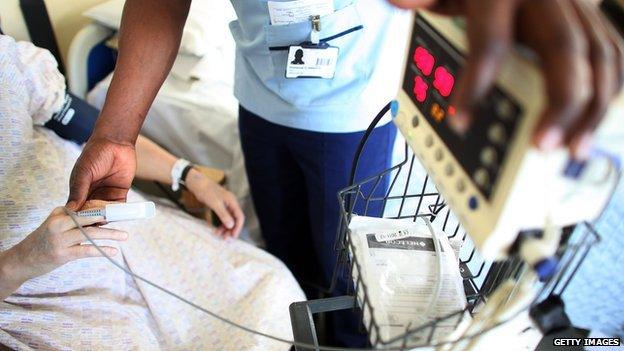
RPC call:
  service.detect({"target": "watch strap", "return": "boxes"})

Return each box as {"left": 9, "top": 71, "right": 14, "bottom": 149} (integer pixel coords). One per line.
{"left": 171, "top": 158, "right": 191, "bottom": 191}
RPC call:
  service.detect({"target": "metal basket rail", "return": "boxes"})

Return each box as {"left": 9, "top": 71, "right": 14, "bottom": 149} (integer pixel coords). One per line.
{"left": 289, "top": 103, "right": 602, "bottom": 351}
{"left": 332, "top": 141, "right": 600, "bottom": 349}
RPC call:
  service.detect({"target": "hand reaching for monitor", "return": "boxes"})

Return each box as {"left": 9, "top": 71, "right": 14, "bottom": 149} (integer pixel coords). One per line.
{"left": 0, "top": 206, "right": 128, "bottom": 300}
{"left": 389, "top": 0, "right": 624, "bottom": 159}
{"left": 185, "top": 169, "right": 245, "bottom": 238}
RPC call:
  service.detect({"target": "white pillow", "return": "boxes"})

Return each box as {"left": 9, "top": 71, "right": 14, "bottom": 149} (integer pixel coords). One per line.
{"left": 83, "top": 0, "right": 236, "bottom": 57}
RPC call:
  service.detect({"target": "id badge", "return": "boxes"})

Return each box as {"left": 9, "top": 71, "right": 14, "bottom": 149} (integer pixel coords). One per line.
{"left": 286, "top": 45, "right": 339, "bottom": 79}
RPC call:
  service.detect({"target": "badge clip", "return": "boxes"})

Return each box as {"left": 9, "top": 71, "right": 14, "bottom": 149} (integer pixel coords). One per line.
{"left": 310, "top": 15, "right": 321, "bottom": 45}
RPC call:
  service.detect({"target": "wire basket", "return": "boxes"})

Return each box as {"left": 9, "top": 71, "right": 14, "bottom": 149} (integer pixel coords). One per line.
{"left": 327, "top": 106, "right": 600, "bottom": 349}
{"left": 289, "top": 103, "right": 601, "bottom": 351}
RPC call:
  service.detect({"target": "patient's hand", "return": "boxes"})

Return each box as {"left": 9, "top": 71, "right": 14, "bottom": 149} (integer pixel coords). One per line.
{"left": 185, "top": 169, "right": 245, "bottom": 238}
{"left": 0, "top": 207, "right": 128, "bottom": 300}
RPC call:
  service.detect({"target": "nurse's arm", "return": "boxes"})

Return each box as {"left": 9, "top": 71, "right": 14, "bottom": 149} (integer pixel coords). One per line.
{"left": 95, "top": 0, "right": 191, "bottom": 144}
{"left": 67, "top": 0, "right": 192, "bottom": 210}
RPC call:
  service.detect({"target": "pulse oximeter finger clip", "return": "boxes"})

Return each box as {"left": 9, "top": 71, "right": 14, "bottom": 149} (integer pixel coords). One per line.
{"left": 76, "top": 201, "right": 156, "bottom": 222}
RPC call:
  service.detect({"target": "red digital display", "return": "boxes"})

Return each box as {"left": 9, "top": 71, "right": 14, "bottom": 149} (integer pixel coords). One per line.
{"left": 413, "top": 76, "right": 428, "bottom": 102}
{"left": 413, "top": 46, "right": 435, "bottom": 76}
{"left": 433, "top": 66, "right": 454, "bottom": 97}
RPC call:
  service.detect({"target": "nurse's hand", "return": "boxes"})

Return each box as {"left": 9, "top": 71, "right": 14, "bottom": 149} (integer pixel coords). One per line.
{"left": 0, "top": 207, "right": 128, "bottom": 300}
{"left": 389, "top": 0, "right": 624, "bottom": 159}
{"left": 67, "top": 137, "right": 137, "bottom": 210}
{"left": 185, "top": 169, "right": 245, "bottom": 238}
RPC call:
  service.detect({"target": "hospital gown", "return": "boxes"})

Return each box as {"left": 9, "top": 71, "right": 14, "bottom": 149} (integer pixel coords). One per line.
{"left": 0, "top": 35, "right": 305, "bottom": 350}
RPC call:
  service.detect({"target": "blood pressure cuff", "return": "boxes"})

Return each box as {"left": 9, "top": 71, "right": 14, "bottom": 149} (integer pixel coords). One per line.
{"left": 44, "top": 92, "right": 98, "bottom": 144}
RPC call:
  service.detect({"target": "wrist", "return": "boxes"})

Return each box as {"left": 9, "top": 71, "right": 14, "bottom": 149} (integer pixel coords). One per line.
{"left": 184, "top": 168, "right": 205, "bottom": 193}
{"left": 170, "top": 159, "right": 194, "bottom": 191}
{"left": 88, "top": 133, "right": 137, "bottom": 149}
{"left": 0, "top": 246, "right": 29, "bottom": 295}
{"left": 91, "top": 115, "right": 140, "bottom": 145}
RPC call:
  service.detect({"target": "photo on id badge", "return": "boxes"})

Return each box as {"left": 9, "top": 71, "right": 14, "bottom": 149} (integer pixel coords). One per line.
{"left": 286, "top": 45, "right": 339, "bottom": 79}
{"left": 291, "top": 49, "right": 305, "bottom": 65}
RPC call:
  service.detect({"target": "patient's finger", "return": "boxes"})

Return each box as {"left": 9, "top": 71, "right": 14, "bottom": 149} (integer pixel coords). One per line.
{"left": 64, "top": 227, "right": 128, "bottom": 246}
{"left": 212, "top": 202, "right": 235, "bottom": 230}
{"left": 67, "top": 245, "right": 119, "bottom": 260}
{"left": 214, "top": 226, "right": 226, "bottom": 238}
{"left": 48, "top": 212, "right": 106, "bottom": 234}
{"left": 50, "top": 206, "right": 67, "bottom": 216}
{"left": 226, "top": 199, "right": 245, "bottom": 238}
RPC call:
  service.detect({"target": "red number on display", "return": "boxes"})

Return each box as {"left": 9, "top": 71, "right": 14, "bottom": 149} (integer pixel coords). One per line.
{"left": 413, "top": 47, "right": 435, "bottom": 76}
{"left": 433, "top": 66, "right": 454, "bottom": 97}
{"left": 413, "top": 76, "right": 428, "bottom": 103}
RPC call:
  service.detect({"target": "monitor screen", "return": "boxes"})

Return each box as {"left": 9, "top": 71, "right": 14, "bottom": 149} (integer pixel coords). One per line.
{"left": 402, "top": 15, "right": 522, "bottom": 199}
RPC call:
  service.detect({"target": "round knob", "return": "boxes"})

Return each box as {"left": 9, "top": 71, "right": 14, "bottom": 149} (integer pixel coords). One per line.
{"left": 456, "top": 179, "right": 466, "bottom": 193}
{"left": 480, "top": 147, "right": 498, "bottom": 167}
{"left": 434, "top": 148, "right": 444, "bottom": 161}
{"left": 488, "top": 123, "right": 507, "bottom": 145}
{"left": 473, "top": 168, "right": 490, "bottom": 188}
{"left": 496, "top": 99, "right": 514, "bottom": 120}
{"left": 444, "top": 163, "right": 454, "bottom": 176}
{"left": 425, "top": 135, "right": 434, "bottom": 148}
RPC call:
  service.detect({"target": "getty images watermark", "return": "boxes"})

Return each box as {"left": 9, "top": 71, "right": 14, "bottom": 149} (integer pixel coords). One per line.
{"left": 553, "top": 338, "right": 621, "bottom": 347}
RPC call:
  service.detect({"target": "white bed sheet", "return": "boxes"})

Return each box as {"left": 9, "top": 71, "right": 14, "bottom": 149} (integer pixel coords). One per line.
{"left": 0, "top": 35, "right": 304, "bottom": 351}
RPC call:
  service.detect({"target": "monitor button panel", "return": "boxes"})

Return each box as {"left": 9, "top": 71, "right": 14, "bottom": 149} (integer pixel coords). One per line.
{"left": 402, "top": 15, "right": 523, "bottom": 200}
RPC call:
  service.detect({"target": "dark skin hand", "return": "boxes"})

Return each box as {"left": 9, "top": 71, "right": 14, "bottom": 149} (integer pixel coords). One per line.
{"left": 389, "top": 0, "right": 624, "bottom": 160}
{"left": 67, "top": 137, "right": 136, "bottom": 209}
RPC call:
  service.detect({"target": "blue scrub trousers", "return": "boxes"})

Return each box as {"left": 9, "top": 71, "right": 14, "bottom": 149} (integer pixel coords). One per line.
{"left": 238, "top": 105, "right": 397, "bottom": 346}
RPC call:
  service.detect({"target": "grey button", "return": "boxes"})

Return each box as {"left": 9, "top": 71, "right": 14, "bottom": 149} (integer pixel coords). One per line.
{"left": 473, "top": 168, "right": 490, "bottom": 188}
{"left": 434, "top": 148, "right": 444, "bottom": 161}
{"left": 480, "top": 147, "right": 498, "bottom": 167}
{"left": 456, "top": 179, "right": 466, "bottom": 192}
{"left": 444, "top": 163, "right": 454, "bottom": 176}
{"left": 488, "top": 123, "right": 507, "bottom": 145}
{"left": 496, "top": 99, "right": 514, "bottom": 120}
{"left": 412, "top": 115, "right": 419, "bottom": 128}
{"left": 425, "top": 135, "right": 434, "bottom": 148}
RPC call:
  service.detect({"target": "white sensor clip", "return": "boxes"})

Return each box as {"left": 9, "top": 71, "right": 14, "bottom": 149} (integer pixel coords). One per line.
{"left": 76, "top": 201, "right": 156, "bottom": 222}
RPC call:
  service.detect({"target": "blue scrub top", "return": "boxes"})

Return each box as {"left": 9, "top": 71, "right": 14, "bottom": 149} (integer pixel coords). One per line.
{"left": 229, "top": 0, "right": 410, "bottom": 133}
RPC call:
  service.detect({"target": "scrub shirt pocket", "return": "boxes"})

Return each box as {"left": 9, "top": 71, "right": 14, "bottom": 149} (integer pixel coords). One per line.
{"left": 264, "top": 4, "right": 370, "bottom": 108}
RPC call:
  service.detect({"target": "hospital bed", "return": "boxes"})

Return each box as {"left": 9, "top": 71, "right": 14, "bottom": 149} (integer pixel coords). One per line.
{"left": 0, "top": 26, "right": 305, "bottom": 350}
